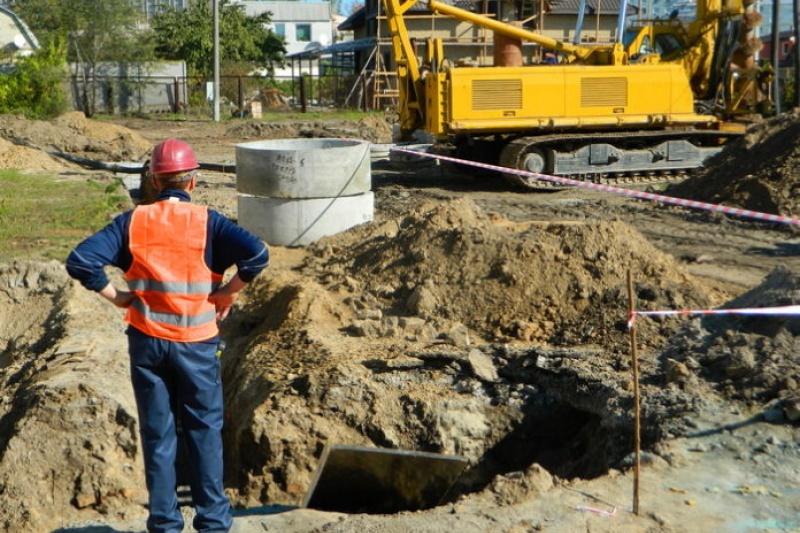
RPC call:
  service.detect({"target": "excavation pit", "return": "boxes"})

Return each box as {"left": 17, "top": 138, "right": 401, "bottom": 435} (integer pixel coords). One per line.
{"left": 302, "top": 444, "right": 468, "bottom": 514}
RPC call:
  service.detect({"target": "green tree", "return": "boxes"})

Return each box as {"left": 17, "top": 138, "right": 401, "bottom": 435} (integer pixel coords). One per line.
{"left": 9, "top": 0, "right": 155, "bottom": 116}
{"left": 0, "top": 39, "right": 68, "bottom": 118}
{"left": 150, "top": 0, "right": 286, "bottom": 80}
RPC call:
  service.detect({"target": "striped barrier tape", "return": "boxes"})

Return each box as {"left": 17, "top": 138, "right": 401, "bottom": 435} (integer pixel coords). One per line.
{"left": 576, "top": 505, "right": 617, "bottom": 517}
{"left": 390, "top": 148, "right": 800, "bottom": 228}
{"left": 628, "top": 305, "right": 800, "bottom": 328}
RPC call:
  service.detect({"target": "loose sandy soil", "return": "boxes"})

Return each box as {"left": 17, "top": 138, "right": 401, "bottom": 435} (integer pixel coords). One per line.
{"left": 0, "top": 112, "right": 798, "bottom": 533}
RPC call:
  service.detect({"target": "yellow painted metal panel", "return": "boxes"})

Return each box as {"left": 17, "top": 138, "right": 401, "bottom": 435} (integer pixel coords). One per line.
{"left": 448, "top": 114, "right": 716, "bottom": 131}
{"left": 439, "top": 63, "right": 703, "bottom": 135}
{"left": 425, "top": 73, "right": 447, "bottom": 136}
{"left": 471, "top": 79, "right": 523, "bottom": 110}
{"left": 581, "top": 77, "right": 627, "bottom": 107}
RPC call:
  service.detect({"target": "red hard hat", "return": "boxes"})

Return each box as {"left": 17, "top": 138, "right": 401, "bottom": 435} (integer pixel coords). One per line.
{"left": 149, "top": 138, "right": 199, "bottom": 174}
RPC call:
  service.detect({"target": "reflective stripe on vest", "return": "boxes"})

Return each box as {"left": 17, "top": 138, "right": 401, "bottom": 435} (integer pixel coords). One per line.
{"left": 129, "top": 298, "right": 218, "bottom": 328}
{"left": 124, "top": 200, "right": 223, "bottom": 341}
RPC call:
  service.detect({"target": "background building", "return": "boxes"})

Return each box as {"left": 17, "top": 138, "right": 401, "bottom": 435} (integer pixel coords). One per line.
{"left": 139, "top": 0, "right": 193, "bottom": 19}
{"left": 332, "top": 0, "right": 637, "bottom": 109}
{"left": 235, "top": 0, "right": 336, "bottom": 78}
{"left": 0, "top": 5, "right": 38, "bottom": 64}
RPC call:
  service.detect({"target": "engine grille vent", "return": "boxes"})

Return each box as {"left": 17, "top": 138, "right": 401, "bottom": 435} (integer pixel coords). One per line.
{"left": 472, "top": 79, "right": 522, "bottom": 110}
{"left": 581, "top": 77, "right": 628, "bottom": 107}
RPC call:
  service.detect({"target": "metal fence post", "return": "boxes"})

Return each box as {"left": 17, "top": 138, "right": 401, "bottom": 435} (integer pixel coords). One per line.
{"left": 173, "top": 77, "right": 180, "bottom": 114}
{"left": 300, "top": 75, "right": 308, "bottom": 113}
{"left": 238, "top": 76, "right": 244, "bottom": 116}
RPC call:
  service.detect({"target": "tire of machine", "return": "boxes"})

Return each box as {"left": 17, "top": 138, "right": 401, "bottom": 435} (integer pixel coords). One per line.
{"left": 521, "top": 150, "right": 548, "bottom": 174}
{"left": 499, "top": 139, "right": 554, "bottom": 189}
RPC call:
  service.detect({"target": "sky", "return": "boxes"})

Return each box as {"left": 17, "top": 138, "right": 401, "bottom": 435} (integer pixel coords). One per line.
{"left": 757, "top": 0, "right": 797, "bottom": 33}
{"left": 338, "top": 0, "right": 361, "bottom": 16}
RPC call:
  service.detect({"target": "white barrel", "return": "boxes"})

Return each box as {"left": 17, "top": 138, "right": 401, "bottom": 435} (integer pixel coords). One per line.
{"left": 236, "top": 138, "right": 371, "bottom": 198}
{"left": 238, "top": 192, "right": 374, "bottom": 247}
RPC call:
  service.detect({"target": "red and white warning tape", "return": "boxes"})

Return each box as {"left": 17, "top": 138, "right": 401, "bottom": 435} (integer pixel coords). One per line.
{"left": 628, "top": 305, "right": 800, "bottom": 328}
{"left": 391, "top": 148, "right": 800, "bottom": 228}
{"left": 576, "top": 505, "right": 617, "bottom": 517}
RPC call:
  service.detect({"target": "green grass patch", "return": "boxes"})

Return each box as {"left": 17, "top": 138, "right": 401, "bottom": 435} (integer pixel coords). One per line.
{"left": 0, "top": 171, "right": 131, "bottom": 263}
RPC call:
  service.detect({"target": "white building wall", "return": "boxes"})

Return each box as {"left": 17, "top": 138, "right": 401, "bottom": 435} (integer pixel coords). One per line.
{"left": 139, "top": 0, "right": 193, "bottom": 19}
{"left": 235, "top": 1, "right": 334, "bottom": 77}
{"left": 0, "top": 6, "right": 38, "bottom": 57}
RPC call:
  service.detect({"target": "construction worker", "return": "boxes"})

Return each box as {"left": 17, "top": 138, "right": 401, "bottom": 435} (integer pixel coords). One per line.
{"left": 66, "top": 138, "right": 269, "bottom": 533}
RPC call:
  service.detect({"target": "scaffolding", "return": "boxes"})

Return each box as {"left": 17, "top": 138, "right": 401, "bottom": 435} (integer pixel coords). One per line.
{"left": 338, "top": 0, "right": 547, "bottom": 111}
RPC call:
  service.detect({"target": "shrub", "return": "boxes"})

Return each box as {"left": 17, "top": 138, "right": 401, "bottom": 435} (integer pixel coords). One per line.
{"left": 0, "top": 40, "right": 68, "bottom": 119}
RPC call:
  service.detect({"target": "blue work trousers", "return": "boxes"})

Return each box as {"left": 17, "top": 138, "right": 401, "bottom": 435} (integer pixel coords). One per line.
{"left": 128, "top": 328, "right": 232, "bottom": 533}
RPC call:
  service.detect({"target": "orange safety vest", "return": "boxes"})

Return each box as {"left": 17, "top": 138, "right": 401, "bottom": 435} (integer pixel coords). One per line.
{"left": 124, "top": 199, "right": 223, "bottom": 342}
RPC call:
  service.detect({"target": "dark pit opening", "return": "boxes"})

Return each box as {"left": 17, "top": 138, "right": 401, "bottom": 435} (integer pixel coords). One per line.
{"left": 458, "top": 402, "right": 619, "bottom": 495}
{"left": 303, "top": 445, "right": 469, "bottom": 514}
{"left": 301, "top": 401, "right": 624, "bottom": 515}
{"left": 222, "top": 339, "right": 637, "bottom": 516}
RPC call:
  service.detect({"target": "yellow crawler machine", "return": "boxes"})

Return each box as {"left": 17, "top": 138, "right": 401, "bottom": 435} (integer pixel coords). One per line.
{"left": 383, "top": 0, "right": 769, "bottom": 186}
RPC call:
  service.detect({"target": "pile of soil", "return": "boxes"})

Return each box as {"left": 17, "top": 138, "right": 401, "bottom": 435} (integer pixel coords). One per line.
{"left": 226, "top": 115, "right": 393, "bottom": 144}
{"left": 0, "top": 111, "right": 152, "bottom": 170}
{"left": 0, "top": 137, "right": 76, "bottom": 172}
{"left": 668, "top": 113, "right": 800, "bottom": 218}
{"left": 252, "top": 88, "right": 291, "bottom": 111}
{"left": 214, "top": 198, "right": 791, "bottom": 510}
{"left": 299, "top": 196, "right": 716, "bottom": 350}
{"left": 661, "top": 266, "right": 800, "bottom": 404}
{"left": 0, "top": 262, "right": 144, "bottom": 532}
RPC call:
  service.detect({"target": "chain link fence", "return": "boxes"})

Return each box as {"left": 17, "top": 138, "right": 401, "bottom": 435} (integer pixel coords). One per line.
{"left": 67, "top": 72, "right": 374, "bottom": 117}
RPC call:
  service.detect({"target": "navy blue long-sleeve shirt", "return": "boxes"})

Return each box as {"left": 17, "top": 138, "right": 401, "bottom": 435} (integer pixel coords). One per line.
{"left": 66, "top": 190, "right": 269, "bottom": 292}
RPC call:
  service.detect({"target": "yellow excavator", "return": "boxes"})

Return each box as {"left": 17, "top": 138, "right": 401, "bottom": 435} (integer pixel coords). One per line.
{"left": 383, "top": 0, "right": 770, "bottom": 186}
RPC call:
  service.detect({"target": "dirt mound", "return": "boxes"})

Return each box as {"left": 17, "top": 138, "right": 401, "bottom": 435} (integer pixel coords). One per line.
{"left": 253, "top": 88, "right": 291, "bottom": 110}
{"left": 0, "top": 112, "right": 152, "bottom": 166}
{"left": 0, "top": 227, "right": 792, "bottom": 528}
{"left": 214, "top": 198, "right": 725, "bottom": 508}
{"left": 660, "top": 265, "right": 800, "bottom": 404}
{"left": 301, "top": 197, "right": 715, "bottom": 350}
{"left": 668, "top": 113, "right": 800, "bottom": 218}
{"left": 219, "top": 266, "right": 614, "bottom": 508}
{"left": 0, "top": 137, "right": 78, "bottom": 172}
{"left": 0, "top": 262, "right": 145, "bottom": 533}
{"left": 356, "top": 115, "right": 394, "bottom": 142}
{"left": 225, "top": 116, "right": 393, "bottom": 144}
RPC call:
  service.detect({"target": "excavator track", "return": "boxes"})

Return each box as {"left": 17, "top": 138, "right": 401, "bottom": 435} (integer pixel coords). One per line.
{"left": 496, "top": 129, "right": 742, "bottom": 191}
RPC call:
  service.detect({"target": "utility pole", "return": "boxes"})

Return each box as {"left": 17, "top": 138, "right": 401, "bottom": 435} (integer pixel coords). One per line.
{"left": 771, "top": 0, "right": 781, "bottom": 113}
{"left": 794, "top": 0, "right": 800, "bottom": 108}
{"left": 213, "top": 0, "right": 221, "bottom": 122}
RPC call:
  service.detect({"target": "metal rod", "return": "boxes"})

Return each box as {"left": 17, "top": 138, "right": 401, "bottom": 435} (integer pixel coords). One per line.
{"left": 627, "top": 269, "right": 641, "bottom": 516}
{"left": 771, "top": 0, "right": 781, "bottom": 114}
{"left": 574, "top": 0, "right": 587, "bottom": 44}
{"left": 794, "top": 0, "right": 800, "bottom": 108}
{"left": 213, "top": 0, "right": 221, "bottom": 122}
{"left": 615, "top": 0, "right": 628, "bottom": 42}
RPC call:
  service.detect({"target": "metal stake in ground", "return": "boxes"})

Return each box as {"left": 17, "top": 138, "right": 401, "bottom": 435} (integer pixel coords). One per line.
{"left": 627, "top": 270, "right": 641, "bottom": 515}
